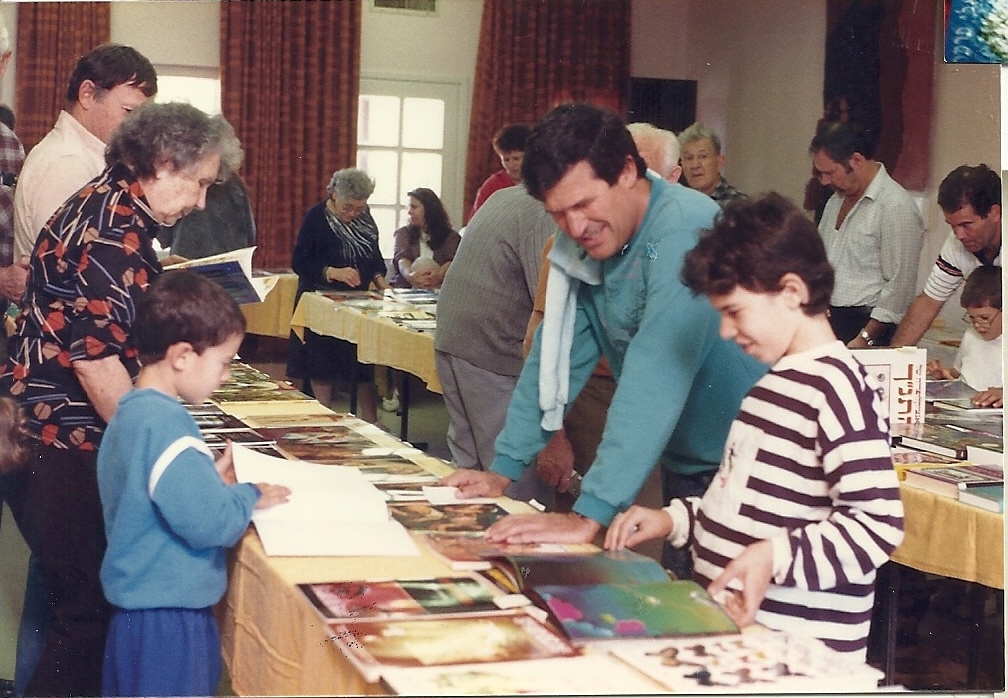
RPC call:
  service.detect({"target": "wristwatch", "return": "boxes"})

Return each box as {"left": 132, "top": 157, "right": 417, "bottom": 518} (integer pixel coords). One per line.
{"left": 859, "top": 328, "right": 875, "bottom": 346}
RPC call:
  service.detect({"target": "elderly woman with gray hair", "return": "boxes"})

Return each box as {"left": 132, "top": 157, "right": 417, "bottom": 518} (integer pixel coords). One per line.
{"left": 0, "top": 100, "right": 242, "bottom": 697}
{"left": 287, "top": 167, "right": 390, "bottom": 421}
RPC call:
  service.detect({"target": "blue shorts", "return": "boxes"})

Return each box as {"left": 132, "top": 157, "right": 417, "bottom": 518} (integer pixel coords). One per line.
{"left": 102, "top": 606, "right": 222, "bottom": 697}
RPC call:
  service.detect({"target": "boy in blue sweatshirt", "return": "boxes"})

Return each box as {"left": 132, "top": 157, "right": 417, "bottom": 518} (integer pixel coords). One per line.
{"left": 98, "top": 270, "right": 289, "bottom": 697}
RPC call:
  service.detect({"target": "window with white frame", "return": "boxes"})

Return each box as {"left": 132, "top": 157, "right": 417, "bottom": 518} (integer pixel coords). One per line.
{"left": 357, "top": 77, "right": 464, "bottom": 259}
{"left": 153, "top": 66, "right": 221, "bottom": 115}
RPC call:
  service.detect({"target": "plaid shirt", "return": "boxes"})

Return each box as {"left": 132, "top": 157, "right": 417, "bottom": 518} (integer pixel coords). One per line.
{"left": 0, "top": 123, "right": 25, "bottom": 267}
{"left": 709, "top": 177, "right": 746, "bottom": 208}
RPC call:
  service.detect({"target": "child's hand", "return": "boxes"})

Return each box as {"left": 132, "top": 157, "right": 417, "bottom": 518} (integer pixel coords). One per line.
{"left": 926, "top": 359, "right": 958, "bottom": 380}
{"left": 972, "top": 386, "right": 1003, "bottom": 408}
{"left": 254, "top": 483, "right": 291, "bottom": 510}
{"left": 216, "top": 442, "right": 237, "bottom": 485}
{"left": 706, "top": 539, "right": 774, "bottom": 628}
{"left": 604, "top": 505, "right": 673, "bottom": 550}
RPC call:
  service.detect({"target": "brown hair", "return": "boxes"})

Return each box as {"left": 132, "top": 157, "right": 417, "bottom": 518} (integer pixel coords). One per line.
{"left": 682, "top": 193, "right": 834, "bottom": 315}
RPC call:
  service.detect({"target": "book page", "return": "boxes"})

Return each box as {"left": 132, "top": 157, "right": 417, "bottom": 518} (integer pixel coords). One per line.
{"left": 165, "top": 246, "right": 276, "bottom": 303}
{"left": 232, "top": 443, "right": 418, "bottom": 557}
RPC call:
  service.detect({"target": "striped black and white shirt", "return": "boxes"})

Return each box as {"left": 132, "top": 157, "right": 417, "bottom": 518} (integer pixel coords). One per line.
{"left": 665, "top": 340, "right": 905, "bottom": 659}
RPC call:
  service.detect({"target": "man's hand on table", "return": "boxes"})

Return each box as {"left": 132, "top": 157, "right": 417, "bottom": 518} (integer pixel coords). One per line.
{"left": 485, "top": 512, "right": 601, "bottom": 544}
{"left": 439, "top": 468, "right": 511, "bottom": 499}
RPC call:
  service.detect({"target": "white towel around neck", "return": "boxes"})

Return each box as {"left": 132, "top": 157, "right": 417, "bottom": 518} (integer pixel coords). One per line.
{"left": 538, "top": 233, "right": 601, "bottom": 431}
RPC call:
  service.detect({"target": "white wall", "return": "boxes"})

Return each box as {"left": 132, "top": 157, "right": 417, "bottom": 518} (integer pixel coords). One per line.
{"left": 630, "top": 0, "right": 826, "bottom": 207}
{"left": 111, "top": 1, "right": 220, "bottom": 69}
{"left": 632, "top": 0, "right": 1001, "bottom": 329}
{"left": 360, "top": 0, "right": 482, "bottom": 227}
{"left": 918, "top": 11, "right": 999, "bottom": 327}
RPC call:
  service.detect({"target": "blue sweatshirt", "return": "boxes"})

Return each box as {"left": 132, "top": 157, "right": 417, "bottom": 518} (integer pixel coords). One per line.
{"left": 99, "top": 389, "right": 260, "bottom": 609}
{"left": 491, "top": 175, "right": 766, "bottom": 526}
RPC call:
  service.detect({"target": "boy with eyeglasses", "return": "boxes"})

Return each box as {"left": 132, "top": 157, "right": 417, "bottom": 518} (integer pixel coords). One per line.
{"left": 926, "top": 265, "right": 1002, "bottom": 407}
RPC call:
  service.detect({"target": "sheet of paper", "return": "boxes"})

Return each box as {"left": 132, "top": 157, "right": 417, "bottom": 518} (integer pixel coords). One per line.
{"left": 232, "top": 443, "right": 418, "bottom": 557}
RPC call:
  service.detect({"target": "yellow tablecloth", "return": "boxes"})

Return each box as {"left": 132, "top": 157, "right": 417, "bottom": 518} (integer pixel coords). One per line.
{"left": 220, "top": 529, "right": 458, "bottom": 696}
{"left": 217, "top": 430, "right": 545, "bottom": 695}
{"left": 290, "top": 291, "right": 441, "bottom": 393}
{"left": 891, "top": 483, "right": 1004, "bottom": 589}
{"left": 241, "top": 272, "right": 298, "bottom": 338}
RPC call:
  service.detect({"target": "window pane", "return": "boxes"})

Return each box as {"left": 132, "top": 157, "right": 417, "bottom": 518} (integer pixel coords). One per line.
{"left": 369, "top": 206, "right": 398, "bottom": 259}
{"left": 358, "top": 95, "right": 401, "bottom": 147}
{"left": 357, "top": 150, "right": 399, "bottom": 205}
{"left": 155, "top": 76, "right": 221, "bottom": 115}
{"left": 400, "top": 152, "right": 442, "bottom": 197}
{"left": 402, "top": 98, "right": 444, "bottom": 149}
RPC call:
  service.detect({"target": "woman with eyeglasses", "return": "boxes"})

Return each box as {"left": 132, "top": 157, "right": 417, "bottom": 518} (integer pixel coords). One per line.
{"left": 287, "top": 167, "right": 390, "bottom": 421}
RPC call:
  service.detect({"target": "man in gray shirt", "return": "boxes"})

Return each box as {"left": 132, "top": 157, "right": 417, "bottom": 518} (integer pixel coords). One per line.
{"left": 435, "top": 184, "right": 558, "bottom": 502}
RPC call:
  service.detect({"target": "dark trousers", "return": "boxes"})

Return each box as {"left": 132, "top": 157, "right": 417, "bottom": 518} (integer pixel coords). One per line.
{"left": 0, "top": 468, "right": 50, "bottom": 696}
{"left": 828, "top": 305, "right": 897, "bottom": 346}
{"left": 18, "top": 445, "right": 109, "bottom": 697}
{"left": 660, "top": 467, "right": 716, "bottom": 581}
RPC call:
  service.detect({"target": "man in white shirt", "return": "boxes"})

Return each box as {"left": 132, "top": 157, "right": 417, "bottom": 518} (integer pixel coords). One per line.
{"left": 13, "top": 44, "right": 156, "bottom": 259}
{"left": 891, "top": 164, "right": 1002, "bottom": 346}
{"left": 810, "top": 120, "right": 924, "bottom": 347}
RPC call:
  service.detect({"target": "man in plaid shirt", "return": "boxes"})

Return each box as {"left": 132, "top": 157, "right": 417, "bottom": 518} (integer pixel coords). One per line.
{"left": 0, "top": 19, "right": 25, "bottom": 304}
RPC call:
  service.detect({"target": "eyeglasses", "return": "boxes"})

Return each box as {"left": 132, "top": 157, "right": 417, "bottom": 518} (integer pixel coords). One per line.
{"left": 332, "top": 196, "right": 368, "bottom": 219}
{"left": 963, "top": 309, "right": 1001, "bottom": 328}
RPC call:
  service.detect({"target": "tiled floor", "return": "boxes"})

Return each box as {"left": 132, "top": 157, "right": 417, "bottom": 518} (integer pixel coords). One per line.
{"left": 243, "top": 337, "right": 1005, "bottom": 694}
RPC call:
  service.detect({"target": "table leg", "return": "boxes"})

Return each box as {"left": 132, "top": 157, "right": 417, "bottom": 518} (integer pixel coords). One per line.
{"left": 399, "top": 371, "right": 410, "bottom": 442}
{"left": 879, "top": 561, "right": 901, "bottom": 685}
{"left": 349, "top": 368, "right": 358, "bottom": 416}
{"left": 966, "top": 581, "right": 987, "bottom": 687}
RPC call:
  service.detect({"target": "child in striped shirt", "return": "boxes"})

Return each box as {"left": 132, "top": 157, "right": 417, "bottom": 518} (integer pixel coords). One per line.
{"left": 606, "top": 193, "right": 905, "bottom": 659}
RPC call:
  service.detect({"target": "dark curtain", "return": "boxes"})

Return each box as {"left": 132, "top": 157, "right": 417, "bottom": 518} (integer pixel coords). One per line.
{"left": 463, "top": 0, "right": 630, "bottom": 220}
{"left": 220, "top": 0, "right": 361, "bottom": 269}
{"left": 823, "top": 0, "right": 935, "bottom": 190}
{"left": 15, "top": 3, "right": 110, "bottom": 151}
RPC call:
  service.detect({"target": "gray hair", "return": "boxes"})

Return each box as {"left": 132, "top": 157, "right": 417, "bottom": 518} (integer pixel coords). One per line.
{"left": 327, "top": 168, "right": 376, "bottom": 200}
{"left": 627, "top": 122, "right": 680, "bottom": 179}
{"left": 106, "top": 101, "right": 243, "bottom": 181}
{"left": 678, "top": 122, "right": 722, "bottom": 155}
{"left": 0, "top": 19, "right": 9, "bottom": 56}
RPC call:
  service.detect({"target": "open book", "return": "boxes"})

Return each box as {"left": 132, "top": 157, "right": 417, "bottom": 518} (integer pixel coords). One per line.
{"left": 231, "top": 443, "right": 418, "bottom": 557}
{"left": 165, "top": 246, "right": 279, "bottom": 305}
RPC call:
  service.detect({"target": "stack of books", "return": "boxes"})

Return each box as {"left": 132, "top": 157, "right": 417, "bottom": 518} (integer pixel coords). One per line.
{"left": 891, "top": 414, "right": 1003, "bottom": 513}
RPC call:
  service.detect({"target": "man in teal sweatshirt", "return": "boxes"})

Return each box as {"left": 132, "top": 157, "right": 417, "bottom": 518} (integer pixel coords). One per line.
{"left": 442, "top": 103, "right": 765, "bottom": 579}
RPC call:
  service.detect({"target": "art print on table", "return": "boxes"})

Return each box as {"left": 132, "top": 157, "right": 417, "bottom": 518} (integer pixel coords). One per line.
{"left": 388, "top": 502, "right": 509, "bottom": 533}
